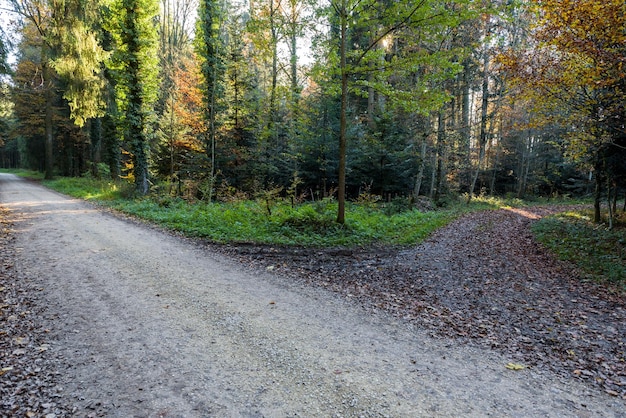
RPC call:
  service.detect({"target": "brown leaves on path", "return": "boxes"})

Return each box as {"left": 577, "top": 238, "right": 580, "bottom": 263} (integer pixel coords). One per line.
{"left": 0, "top": 207, "right": 74, "bottom": 416}
{"left": 218, "top": 206, "right": 626, "bottom": 401}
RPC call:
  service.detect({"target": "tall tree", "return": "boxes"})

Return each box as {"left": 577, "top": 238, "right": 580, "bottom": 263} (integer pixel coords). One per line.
{"left": 7, "top": 0, "right": 107, "bottom": 177}
{"left": 501, "top": 0, "right": 626, "bottom": 223}
{"left": 196, "top": 0, "right": 224, "bottom": 191}
{"left": 325, "top": 0, "right": 471, "bottom": 223}
{"left": 110, "top": 0, "right": 160, "bottom": 193}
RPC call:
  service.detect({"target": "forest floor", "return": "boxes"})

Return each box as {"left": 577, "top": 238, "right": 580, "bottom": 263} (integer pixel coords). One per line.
{"left": 1, "top": 173, "right": 625, "bottom": 417}
{"left": 216, "top": 206, "right": 626, "bottom": 401}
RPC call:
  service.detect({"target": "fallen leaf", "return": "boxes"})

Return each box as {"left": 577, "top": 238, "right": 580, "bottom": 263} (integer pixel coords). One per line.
{"left": 14, "top": 336, "right": 28, "bottom": 345}
{"left": 0, "top": 366, "right": 13, "bottom": 376}
{"left": 505, "top": 362, "right": 526, "bottom": 370}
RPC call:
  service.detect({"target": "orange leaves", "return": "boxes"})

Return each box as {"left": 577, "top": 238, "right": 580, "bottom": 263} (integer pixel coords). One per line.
{"left": 173, "top": 55, "right": 206, "bottom": 139}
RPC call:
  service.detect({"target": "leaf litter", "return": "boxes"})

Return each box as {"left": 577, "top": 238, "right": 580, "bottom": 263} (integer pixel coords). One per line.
{"left": 215, "top": 206, "right": 626, "bottom": 401}
{"left": 0, "top": 207, "right": 74, "bottom": 417}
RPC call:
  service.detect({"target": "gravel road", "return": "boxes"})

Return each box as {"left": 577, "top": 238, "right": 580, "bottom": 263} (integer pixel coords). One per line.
{"left": 1, "top": 173, "right": 624, "bottom": 417}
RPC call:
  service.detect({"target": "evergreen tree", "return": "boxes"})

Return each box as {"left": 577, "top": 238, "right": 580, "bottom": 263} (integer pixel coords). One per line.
{"left": 112, "top": 0, "right": 160, "bottom": 194}
{"left": 196, "top": 0, "right": 225, "bottom": 190}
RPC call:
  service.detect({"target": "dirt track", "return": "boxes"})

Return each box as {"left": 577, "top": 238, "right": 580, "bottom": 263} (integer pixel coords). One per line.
{"left": 1, "top": 173, "right": 624, "bottom": 417}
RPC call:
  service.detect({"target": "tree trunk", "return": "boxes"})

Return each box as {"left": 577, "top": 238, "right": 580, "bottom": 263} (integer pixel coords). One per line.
{"left": 43, "top": 62, "right": 54, "bottom": 180}
{"left": 89, "top": 118, "right": 103, "bottom": 177}
{"left": 594, "top": 169, "right": 602, "bottom": 223}
{"left": 434, "top": 110, "right": 446, "bottom": 202}
{"left": 337, "top": 2, "right": 348, "bottom": 224}
{"left": 413, "top": 136, "right": 427, "bottom": 198}
{"left": 467, "top": 53, "right": 490, "bottom": 202}
{"left": 607, "top": 176, "right": 614, "bottom": 230}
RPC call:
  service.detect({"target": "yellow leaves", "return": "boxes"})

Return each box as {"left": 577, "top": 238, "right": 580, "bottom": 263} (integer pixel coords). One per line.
{"left": 505, "top": 362, "right": 526, "bottom": 370}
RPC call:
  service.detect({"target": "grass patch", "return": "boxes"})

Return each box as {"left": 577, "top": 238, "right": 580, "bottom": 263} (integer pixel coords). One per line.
{"left": 0, "top": 168, "right": 45, "bottom": 180}
{"left": 532, "top": 209, "right": 626, "bottom": 288}
{"left": 43, "top": 177, "right": 125, "bottom": 201}
{"left": 33, "top": 175, "right": 585, "bottom": 248}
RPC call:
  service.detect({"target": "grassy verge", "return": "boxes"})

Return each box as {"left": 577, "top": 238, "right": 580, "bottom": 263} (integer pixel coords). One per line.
{"left": 35, "top": 176, "right": 511, "bottom": 247}
{"left": 0, "top": 169, "right": 45, "bottom": 180}
{"left": 532, "top": 209, "right": 626, "bottom": 289}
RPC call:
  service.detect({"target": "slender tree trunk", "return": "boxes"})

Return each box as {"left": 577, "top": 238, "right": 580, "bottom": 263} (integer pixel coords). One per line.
{"left": 461, "top": 61, "right": 471, "bottom": 157}
{"left": 467, "top": 54, "right": 490, "bottom": 202}
{"left": 434, "top": 110, "right": 446, "bottom": 202}
{"left": 429, "top": 149, "right": 437, "bottom": 199}
{"left": 268, "top": 0, "right": 279, "bottom": 143}
{"left": 607, "top": 176, "right": 614, "bottom": 230}
{"left": 594, "top": 167, "right": 602, "bottom": 223}
{"left": 89, "top": 118, "right": 103, "bottom": 177}
{"left": 43, "top": 62, "right": 54, "bottom": 180}
{"left": 337, "top": 3, "right": 348, "bottom": 224}
{"left": 413, "top": 136, "right": 427, "bottom": 198}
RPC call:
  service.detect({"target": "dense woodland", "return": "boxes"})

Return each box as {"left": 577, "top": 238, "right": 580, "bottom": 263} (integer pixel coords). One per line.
{"left": 0, "top": 0, "right": 624, "bottom": 223}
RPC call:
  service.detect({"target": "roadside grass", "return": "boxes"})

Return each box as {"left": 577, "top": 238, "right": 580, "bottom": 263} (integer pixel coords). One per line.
{"left": 31, "top": 174, "right": 596, "bottom": 252}
{"left": 33, "top": 175, "right": 515, "bottom": 247}
{"left": 10, "top": 170, "right": 622, "bottom": 289}
{"left": 532, "top": 209, "right": 626, "bottom": 289}
{"left": 0, "top": 169, "right": 45, "bottom": 180}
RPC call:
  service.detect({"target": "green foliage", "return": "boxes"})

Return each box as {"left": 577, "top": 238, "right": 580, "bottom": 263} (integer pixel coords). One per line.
{"left": 43, "top": 176, "right": 124, "bottom": 200}
{"left": 40, "top": 175, "right": 479, "bottom": 247}
{"left": 532, "top": 210, "right": 626, "bottom": 288}
{"left": 51, "top": 1, "right": 108, "bottom": 127}
{"left": 0, "top": 168, "right": 45, "bottom": 180}
{"left": 106, "top": 0, "right": 160, "bottom": 193}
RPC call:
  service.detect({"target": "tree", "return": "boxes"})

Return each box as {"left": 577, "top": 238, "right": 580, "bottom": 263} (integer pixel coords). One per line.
{"left": 501, "top": 0, "right": 626, "bottom": 223}
{"left": 323, "top": 0, "right": 471, "bottom": 223}
{"left": 109, "top": 0, "right": 160, "bottom": 194}
{"left": 196, "top": 0, "right": 224, "bottom": 194}
{"left": 7, "top": 0, "right": 108, "bottom": 178}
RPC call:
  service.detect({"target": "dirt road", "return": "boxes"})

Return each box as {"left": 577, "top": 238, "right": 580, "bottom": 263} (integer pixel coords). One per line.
{"left": 1, "top": 173, "right": 624, "bottom": 417}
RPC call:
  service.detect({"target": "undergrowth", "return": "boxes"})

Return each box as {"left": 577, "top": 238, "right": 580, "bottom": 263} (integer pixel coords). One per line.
{"left": 36, "top": 176, "right": 497, "bottom": 247}
{"left": 32, "top": 174, "right": 593, "bottom": 251}
{"left": 533, "top": 209, "right": 626, "bottom": 289}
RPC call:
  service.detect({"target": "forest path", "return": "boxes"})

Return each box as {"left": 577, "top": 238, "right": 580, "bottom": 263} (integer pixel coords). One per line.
{"left": 0, "top": 173, "right": 623, "bottom": 417}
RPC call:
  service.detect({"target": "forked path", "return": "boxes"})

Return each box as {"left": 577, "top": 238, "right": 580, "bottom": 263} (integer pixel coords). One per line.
{"left": 1, "top": 173, "right": 624, "bottom": 417}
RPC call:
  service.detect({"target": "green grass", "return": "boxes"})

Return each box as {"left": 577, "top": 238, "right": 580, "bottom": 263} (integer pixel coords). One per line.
{"left": 31, "top": 175, "right": 511, "bottom": 247}
{"left": 44, "top": 176, "right": 124, "bottom": 201}
{"left": 100, "top": 196, "right": 463, "bottom": 247}
{"left": 0, "top": 168, "right": 45, "bottom": 180}
{"left": 532, "top": 209, "right": 626, "bottom": 288}
{"left": 28, "top": 174, "right": 600, "bottom": 258}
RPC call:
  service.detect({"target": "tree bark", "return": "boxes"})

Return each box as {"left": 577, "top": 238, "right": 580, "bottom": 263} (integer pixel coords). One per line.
{"left": 594, "top": 168, "right": 602, "bottom": 223}
{"left": 413, "top": 136, "right": 427, "bottom": 198}
{"left": 434, "top": 110, "right": 446, "bottom": 202}
{"left": 43, "top": 62, "right": 54, "bottom": 180}
{"left": 336, "top": 1, "right": 348, "bottom": 224}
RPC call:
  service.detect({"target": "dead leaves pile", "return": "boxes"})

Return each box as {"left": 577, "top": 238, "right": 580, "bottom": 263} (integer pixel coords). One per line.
{"left": 217, "top": 206, "right": 625, "bottom": 402}
{"left": 0, "top": 208, "right": 74, "bottom": 417}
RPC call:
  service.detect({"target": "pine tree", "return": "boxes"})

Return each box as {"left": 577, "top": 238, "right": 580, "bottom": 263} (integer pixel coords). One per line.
{"left": 196, "top": 0, "right": 224, "bottom": 190}
{"left": 114, "top": 0, "right": 160, "bottom": 194}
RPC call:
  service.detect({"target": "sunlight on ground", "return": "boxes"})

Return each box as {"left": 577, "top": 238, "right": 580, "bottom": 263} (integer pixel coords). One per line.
{"left": 503, "top": 207, "right": 542, "bottom": 220}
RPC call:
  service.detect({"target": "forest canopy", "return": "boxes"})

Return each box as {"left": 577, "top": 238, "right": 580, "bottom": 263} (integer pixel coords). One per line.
{"left": 0, "top": 0, "right": 623, "bottom": 223}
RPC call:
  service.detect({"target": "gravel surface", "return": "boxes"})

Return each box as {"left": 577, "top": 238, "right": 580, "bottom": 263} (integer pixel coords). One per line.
{"left": 1, "top": 172, "right": 625, "bottom": 417}
{"left": 220, "top": 207, "right": 626, "bottom": 401}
